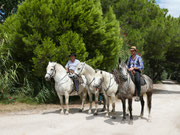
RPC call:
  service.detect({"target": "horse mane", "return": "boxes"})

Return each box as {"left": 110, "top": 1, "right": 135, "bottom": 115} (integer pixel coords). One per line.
{"left": 55, "top": 63, "right": 66, "bottom": 73}
{"left": 85, "top": 63, "right": 95, "bottom": 74}
{"left": 121, "top": 61, "right": 128, "bottom": 68}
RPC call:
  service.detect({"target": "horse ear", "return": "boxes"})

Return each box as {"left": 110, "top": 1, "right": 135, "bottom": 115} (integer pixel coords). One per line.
{"left": 119, "top": 57, "right": 121, "bottom": 64}
{"left": 100, "top": 70, "right": 102, "bottom": 74}
{"left": 53, "top": 62, "right": 56, "bottom": 66}
{"left": 95, "top": 69, "right": 99, "bottom": 73}
{"left": 125, "top": 59, "right": 128, "bottom": 64}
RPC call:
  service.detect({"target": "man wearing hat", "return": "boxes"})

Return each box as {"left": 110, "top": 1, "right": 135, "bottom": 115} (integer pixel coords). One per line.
{"left": 65, "top": 52, "right": 80, "bottom": 92}
{"left": 127, "top": 46, "right": 144, "bottom": 101}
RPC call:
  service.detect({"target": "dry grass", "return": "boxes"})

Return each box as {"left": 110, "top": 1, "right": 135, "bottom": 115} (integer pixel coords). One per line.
{"left": 0, "top": 102, "right": 84, "bottom": 114}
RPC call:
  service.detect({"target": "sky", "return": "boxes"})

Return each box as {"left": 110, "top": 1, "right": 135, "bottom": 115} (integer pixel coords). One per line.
{"left": 156, "top": 0, "right": 180, "bottom": 17}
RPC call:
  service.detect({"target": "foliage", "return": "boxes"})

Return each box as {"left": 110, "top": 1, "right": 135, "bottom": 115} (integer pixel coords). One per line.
{"left": 0, "top": 0, "right": 179, "bottom": 104}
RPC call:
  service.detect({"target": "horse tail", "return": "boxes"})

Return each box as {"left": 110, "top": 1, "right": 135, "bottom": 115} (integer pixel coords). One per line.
{"left": 146, "top": 91, "right": 152, "bottom": 117}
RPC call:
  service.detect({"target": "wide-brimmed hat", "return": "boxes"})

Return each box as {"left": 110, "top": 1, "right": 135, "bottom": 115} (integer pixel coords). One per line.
{"left": 130, "top": 46, "right": 137, "bottom": 51}
{"left": 69, "top": 52, "right": 76, "bottom": 57}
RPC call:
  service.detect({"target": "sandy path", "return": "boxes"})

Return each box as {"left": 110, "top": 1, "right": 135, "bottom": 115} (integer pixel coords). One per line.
{"left": 0, "top": 80, "right": 180, "bottom": 135}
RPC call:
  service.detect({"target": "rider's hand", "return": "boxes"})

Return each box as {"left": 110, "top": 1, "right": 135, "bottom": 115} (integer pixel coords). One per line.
{"left": 128, "top": 67, "right": 134, "bottom": 71}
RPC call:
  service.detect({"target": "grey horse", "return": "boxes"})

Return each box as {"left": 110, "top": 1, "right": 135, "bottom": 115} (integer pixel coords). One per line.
{"left": 115, "top": 58, "right": 153, "bottom": 122}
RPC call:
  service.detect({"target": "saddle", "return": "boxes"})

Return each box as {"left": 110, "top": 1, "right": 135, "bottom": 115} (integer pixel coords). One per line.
{"left": 130, "top": 73, "right": 146, "bottom": 86}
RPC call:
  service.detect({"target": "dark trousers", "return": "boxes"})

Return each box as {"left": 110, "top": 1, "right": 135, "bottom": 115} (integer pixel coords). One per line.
{"left": 129, "top": 70, "right": 141, "bottom": 96}
{"left": 73, "top": 78, "right": 79, "bottom": 92}
{"left": 134, "top": 70, "right": 141, "bottom": 97}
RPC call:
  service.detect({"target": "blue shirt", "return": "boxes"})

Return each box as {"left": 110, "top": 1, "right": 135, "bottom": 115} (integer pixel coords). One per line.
{"left": 65, "top": 59, "right": 80, "bottom": 71}
{"left": 128, "top": 55, "right": 144, "bottom": 71}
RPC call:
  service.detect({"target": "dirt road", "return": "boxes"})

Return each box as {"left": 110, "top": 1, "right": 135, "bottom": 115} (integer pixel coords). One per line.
{"left": 0, "top": 80, "right": 180, "bottom": 135}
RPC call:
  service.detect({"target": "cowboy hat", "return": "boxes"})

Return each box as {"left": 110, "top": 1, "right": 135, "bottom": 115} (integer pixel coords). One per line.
{"left": 130, "top": 46, "right": 137, "bottom": 51}
{"left": 69, "top": 52, "right": 76, "bottom": 57}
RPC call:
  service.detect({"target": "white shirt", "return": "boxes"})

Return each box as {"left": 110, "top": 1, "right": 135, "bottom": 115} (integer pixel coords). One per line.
{"left": 65, "top": 59, "right": 80, "bottom": 71}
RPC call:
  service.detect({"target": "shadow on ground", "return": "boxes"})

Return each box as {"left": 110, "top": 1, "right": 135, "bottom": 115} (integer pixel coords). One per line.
{"left": 153, "top": 89, "right": 180, "bottom": 95}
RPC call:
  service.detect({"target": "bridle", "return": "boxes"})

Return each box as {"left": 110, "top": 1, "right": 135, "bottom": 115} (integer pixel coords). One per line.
{"left": 95, "top": 72, "right": 115, "bottom": 91}
{"left": 46, "top": 65, "right": 68, "bottom": 84}
{"left": 104, "top": 74, "right": 115, "bottom": 91}
{"left": 46, "top": 65, "right": 56, "bottom": 79}
{"left": 76, "top": 63, "right": 95, "bottom": 87}
{"left": 75, "top": 63, "right": 85, "bottom": 77}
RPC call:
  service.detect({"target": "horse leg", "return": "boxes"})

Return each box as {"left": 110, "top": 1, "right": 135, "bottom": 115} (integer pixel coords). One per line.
{"left": 128, "top": 98, "right": 133, "bottom": 121}
{"left": 94, "top": 91, "right": 99, "bottom": 115}
{"left": 105, "top": 95, "right": 110, "bottom": 117}
{"left": 80, "top": 89, "right": 87, "bottom": 112}
{"left": 65, "top": 92, "right": 69, "bottom": 115}
{"left": 140, "top": 95, "right": 145, "bottom": 118}
{"left": 101, "top": 93, "right": 106, "bottom": 112}
{"left": 59, "top": 95, "right": 64, "bottom": 114}
{"left": 121, "top": 98, "right": 126, "bottom": 121}
{"left": 88, "top": 90, "right": 92, "bottom": 114}
{"left": 147, "top": 92, "right": 152, "bottom": 122}
{"left": 111, "top": 94, "right": 116, "bottom": 119}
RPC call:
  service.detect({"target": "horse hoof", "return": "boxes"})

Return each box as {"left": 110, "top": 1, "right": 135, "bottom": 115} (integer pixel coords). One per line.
{"left": 148, "top": 118, "right": 152, "bottom": 122}
{"left": 60, "top": 111, "right": 64, "bottom": 114}
{"left": 94, "top": 112, "right": 98, "bottom": 116}
{"left": 129, "top": 120, "right": 133, "bottom": 125}
{"left": 105, "top": 113, "right": 109, "bottom": 117}
{"left": 101, "top": 108, "right": 106, "bottom": 112}
{"left": 65, "top": 111, "right": 69, "bottom": 115}
{"left": 112, "top": 116, "right": 116, "bottom": 119}
{"left": 140, "top": 113, "right": 144, "bottom": 118}
{"left": 88, "top": 110, "right": 92, "bottom": 114}
{"left": 121, "top": 118, "right": 126, "bottom": 124}
{"left": 148, "top": 115, "right": 152, "bottom": 122}
{"left": 140, "top": 116, "right": 144, "bottom": 119}
{"left": 79, "top": 109, "right": 83, "bottom": 112}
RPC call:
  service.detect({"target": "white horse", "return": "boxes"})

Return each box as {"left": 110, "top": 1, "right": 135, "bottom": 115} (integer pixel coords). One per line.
{"left": 74, "top": 62, "right": 103, "bottom": 115}
{"left": 93, "top": 70, "right": 118, "bottom": 119}
{"left": 45, "top": 62, "right": 87, "bottom": 115}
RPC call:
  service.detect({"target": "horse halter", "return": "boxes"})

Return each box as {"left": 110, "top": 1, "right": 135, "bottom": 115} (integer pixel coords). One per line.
{"left": 94, "top": 77, "right": 104, "bottom": 89}
{"left": 46, "top": 65, "right": 56, "bottom": 79}
{"left": 76, "top": 63, "right": 85, "bottom": 77}
{"left": 104, "top": 74, "right": 114, "bottom": 91}
{"left": 118, "top": 65, "right": 128, "bottom": 82}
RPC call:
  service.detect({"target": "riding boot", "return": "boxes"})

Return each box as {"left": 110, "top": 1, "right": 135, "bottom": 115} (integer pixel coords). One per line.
{"left": 73, "top": 79, "right": 79, "bottom": 92}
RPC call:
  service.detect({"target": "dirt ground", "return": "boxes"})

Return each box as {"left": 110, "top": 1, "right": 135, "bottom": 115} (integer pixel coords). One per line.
{"left": 0, "top": 80, "right": 180, "bottom": 135}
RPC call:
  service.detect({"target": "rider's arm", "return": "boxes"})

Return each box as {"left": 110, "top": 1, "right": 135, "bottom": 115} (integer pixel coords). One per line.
{"left": 127, "top": 56, "right": 131, "bottom": 69}
{"left": 136, "top": 57, "right": 144, "bottom": 71}
{"left": 65, "top": 61, "right": 70, "bottom": 73}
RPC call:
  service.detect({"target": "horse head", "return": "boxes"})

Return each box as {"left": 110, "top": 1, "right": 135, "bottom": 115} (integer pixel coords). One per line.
{"left": 93, "top": 69, "right": 104, "bottom": 89}
{"left": 45, "top": 62, "right": 57, "bottom": 81}
{"left": 74, "top": 62, "right": 86, "bottom": 76}
{"left": 118, "top": 58, "right": 128, "bottom": 81}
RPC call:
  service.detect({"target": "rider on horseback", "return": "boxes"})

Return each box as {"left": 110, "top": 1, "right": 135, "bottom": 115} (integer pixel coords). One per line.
{"left": 65, "top": 52, "right": 80, "bottom": 92}
{"left": 127, "top": 46, "right": 144, "bottom": 102}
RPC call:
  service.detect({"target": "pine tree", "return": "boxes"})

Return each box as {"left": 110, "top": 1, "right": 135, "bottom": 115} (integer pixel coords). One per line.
{"left": 2, "top": 0, "right": 123, "bottom": 77}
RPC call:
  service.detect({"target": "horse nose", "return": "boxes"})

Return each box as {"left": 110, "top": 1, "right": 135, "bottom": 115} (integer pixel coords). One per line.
{"left": 93, "top": 83, "right": 100, "bottom": 89}
{"left": 123, "top": 77, "right": 127, "bottom": 81}
{"left": 45, "top": 74, "right": 50, "bottom": 81}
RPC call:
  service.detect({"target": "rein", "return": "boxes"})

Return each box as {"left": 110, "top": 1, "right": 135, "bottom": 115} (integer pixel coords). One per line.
{"left": 88, "top": 78, "right": 95, "bottom": 87}
{"left": 76, "top": 63, "right": 95, "bottom": 87}
{"left": 104, "top": 74, "right": 115, "bottom": 91}
{"left": 47, "top": 65, "right": 69, "bottom": 85}
{"left": 58, "top": 73, "right": 69, "bottom": 84}
{"left": 79, "top": 63, "right": 85, "bottom": 76}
